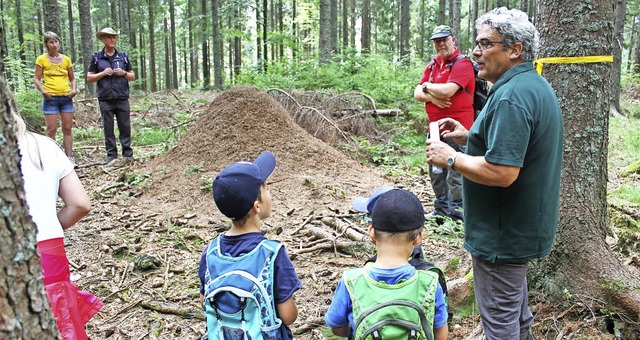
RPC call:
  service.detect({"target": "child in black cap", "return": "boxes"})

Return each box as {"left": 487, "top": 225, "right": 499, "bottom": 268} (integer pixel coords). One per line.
{"left": 325, "top": 189, "right": 449, "bottom": 339}
{"left": 198, "top": 151, "right": 302, "bottom": 339}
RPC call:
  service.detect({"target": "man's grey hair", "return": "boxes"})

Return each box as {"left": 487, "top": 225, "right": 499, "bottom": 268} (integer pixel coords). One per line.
{"left": 476, "top": 7, "right": 539, "bottom": 60}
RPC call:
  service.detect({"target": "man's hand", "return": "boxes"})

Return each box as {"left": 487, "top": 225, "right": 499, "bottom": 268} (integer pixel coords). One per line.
{"left": 426, "top": 139, "right": 456, "bottom": 169}
{"left": 103, "top": 67, "right": 114, "bottom": 76}
{"left": 431, "top": 96, "right": 452, "bottom": 108}
{"left": 439, "top": 118, "right": 469, "bottom": 146}
{"left": 114, "top": 68, "right": 126, "bottom": 76}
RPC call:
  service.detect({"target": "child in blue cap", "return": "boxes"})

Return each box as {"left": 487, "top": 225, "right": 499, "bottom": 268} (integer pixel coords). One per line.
{"left": 198, "top": 151, "right": 302, "bottom": 339}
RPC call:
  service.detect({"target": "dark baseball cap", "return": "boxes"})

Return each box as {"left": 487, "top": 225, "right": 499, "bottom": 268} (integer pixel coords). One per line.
{"left": 372, "top": 189, "right": 425, "bottom": 232}
{"left": 212, "top": 151, "right": 276, "bottom": 220}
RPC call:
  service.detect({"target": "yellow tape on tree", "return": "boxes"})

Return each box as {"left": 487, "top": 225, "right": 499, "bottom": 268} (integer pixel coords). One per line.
{"left": 533, "top": 56, "right": 613, "bottom": 74}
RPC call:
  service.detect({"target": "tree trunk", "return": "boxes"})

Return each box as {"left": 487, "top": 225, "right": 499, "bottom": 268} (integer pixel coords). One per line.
{"left": 349, "top": 0, "right": 355, "bottom": 48}
{"left": 452, "top": 0, "right": 461, "bottom": 40}
{"left": 188, "top": 0, "right": 197, "bottom": 87}
{"left": 611, "top": 0, "right": 625, "bottom": 116}
{"left": 292, "top": 0, "right": 298, "bottom": 59}
{"left": 448, "top": 0, "right": 453, "bottom": 26}
{"left": 634, "top": 15, "right": 640, "bottom": 74}
{"left": 211, "top": 0, "right": 223, "bottom": 90}
{"left": 330, "top": 0, "right": 338, "bottom": 55}
{"left": 200, "top": 0, "right": 209, "bottom": 88}
{"left": 110, "top": 1, "right": 118, "bottom": 28}
{"left": 0, "top": 38, "right": 59, "bottom": 340}
{"left": 139, "top": 31, "right": 147, "bottom": 91}
{"left": 399, "top": 0, "right": 410, "bottom": 63}
{"left": 361, "top": 0, "right": 371, "bottom": 53}
{"left": 471, "top": 0, "right": 478, "bottom": 44}
{"left": 418, "top": 0, "right": 425, "bottom": 60}
{"left": 149, "top": 0, "right": 157, "bottom": 92}
{"left": 234, "top": 7, "right": 241, "bottom": 77}
{"left": 342, "top": 0, "right": 348, "bottom": 50}
{"left": 119, "top": 0, "right": 130, "bottom": 47}
{"left": 533, "top": 0, "right": 640, "bottom": 329}
{"left": 43, "top": 0, "right": 60, "bottom": 35}
{"left": 66, "top": 0, "right": 75, "bottom": 60}
{"left": 15, "top": 0, "right": 26, "bottom": 63}
{"left": 626, "top": 16, "right": 636, "bottom": 72}
{"left": 170, "top": 0, "right": 178, "bottom": 89}
{"left": 78, "top": 0, "right": 94, "bottom": 96}
{"left": 438, "top": 0, "right": 445, "bottom": 25}
{"left": 319, "top": 0, "right": 331, "bottom": 62}
{"left": 262, "top": 0, "right": 268, "bottom": 71}
{"left": 163, "top": 18, "right": 171, "bottom": 90}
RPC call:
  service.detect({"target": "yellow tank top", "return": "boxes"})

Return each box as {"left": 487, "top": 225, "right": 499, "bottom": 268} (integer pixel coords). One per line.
{"left": 35, "top": 54, "right": 73, "bottom": 95}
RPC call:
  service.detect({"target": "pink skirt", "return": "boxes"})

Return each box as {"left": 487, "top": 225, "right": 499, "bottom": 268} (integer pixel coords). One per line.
{"left": 38, "top": 238, "right": 104, "bottom": 340}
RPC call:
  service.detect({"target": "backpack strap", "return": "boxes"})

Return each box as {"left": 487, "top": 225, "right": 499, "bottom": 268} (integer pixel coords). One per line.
{"left": 448, "top": 55, "right": 474, "bottom": 98}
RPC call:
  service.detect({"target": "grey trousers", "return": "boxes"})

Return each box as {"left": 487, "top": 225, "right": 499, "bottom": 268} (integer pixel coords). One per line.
{"left": 472, "top": 255, "right": 534, "bottom": 340}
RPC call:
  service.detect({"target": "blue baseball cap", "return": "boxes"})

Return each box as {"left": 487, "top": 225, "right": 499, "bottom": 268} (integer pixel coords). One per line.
{"left": 372, "top": 189, "right": 425, "bottom": 232}
{"left": 212, "top": 151, "right": 276, "bottom": 220}
{"left": 352, "top": 186, "right": 395, "bottom": 216}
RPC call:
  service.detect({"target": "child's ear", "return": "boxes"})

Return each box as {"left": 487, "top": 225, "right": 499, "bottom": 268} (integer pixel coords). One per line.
{"left": 251, "top": 200, "right": 260, "bottom": 214}
{"left": 412, "top": 231, "right": 424, "bottom": 246}
{"left": 368, "top": 225, "right": 376, "bottom": 244}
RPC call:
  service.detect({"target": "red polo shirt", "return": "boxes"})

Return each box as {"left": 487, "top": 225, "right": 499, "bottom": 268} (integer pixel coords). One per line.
{"left": 419, "top": 48, "right": 475, "bottom": 131}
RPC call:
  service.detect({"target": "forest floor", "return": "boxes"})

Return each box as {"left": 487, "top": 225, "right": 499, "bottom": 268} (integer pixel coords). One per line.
{"left": 62, "top": 87, "right": 628, "bottom": 339}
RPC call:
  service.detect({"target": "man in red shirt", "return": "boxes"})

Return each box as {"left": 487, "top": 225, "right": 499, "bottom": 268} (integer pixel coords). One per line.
{"left": 414, "top": 25, "right": 476, "bottom": 221}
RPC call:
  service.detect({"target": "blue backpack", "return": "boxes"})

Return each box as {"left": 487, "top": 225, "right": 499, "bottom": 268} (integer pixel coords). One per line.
{"left": 203, "top": 235, "right": 283, "bottom": 339}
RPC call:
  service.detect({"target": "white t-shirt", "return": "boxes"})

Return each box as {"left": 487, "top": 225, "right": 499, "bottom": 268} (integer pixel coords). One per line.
{"left": 20, "top": 133, "right": 73, "bottom": 242}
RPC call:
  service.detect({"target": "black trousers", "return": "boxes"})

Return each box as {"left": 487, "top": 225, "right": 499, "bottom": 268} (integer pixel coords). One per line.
{"left": 99, "top": 99, "right": 133, "bottom": 158}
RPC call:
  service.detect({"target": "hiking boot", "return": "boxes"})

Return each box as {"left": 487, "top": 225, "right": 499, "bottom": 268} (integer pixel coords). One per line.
{"left": 68, "top": 156, "right": 78, "bottom": 169}
{"left": 425, "top": 211, "right": 446, "bottom": 225}
{"left": 104, "top": 157, "right": 117, "bottom": 165}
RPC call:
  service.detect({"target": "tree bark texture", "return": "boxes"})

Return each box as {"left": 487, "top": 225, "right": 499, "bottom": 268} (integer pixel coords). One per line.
{"left": 399, "top": 0, "right": 410, "bottom": 62}
{"left": 78, "top": 0, "right": 95, "bottom": 95}
{"left": 438, "top": 0, "right": 445, "bottom": 25}
{"left": 0, "top": 43, "right": 58, "bottom": 339}
{"left": 66, "top": 0, "right": 75, "bottom": 60}
{"left": 149, "top": 0, "right": 158, "bottom": 92}
{"left": 170, "top": 0, "right": 178, "bottom": 89}
{"left": 43, "top": 0, "right": 60, "bottom": 36}
{"left": 211, "top": 0, "right": 223, "bottom": 90}
{"left": 533, "top": 0, "right": 640, "bottom": 325}
{"left": 361, "top": 0, "right": 371, "bottom": 53}
{"left": 319, "top": 0, "right": 331, "bottom": 62}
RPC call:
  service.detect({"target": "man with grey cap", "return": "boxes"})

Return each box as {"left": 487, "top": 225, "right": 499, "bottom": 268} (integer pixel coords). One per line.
{"left": 87, "top": 27, "right": 135, "bottom": 165}
{"left": 414, "top": 25, "right": 476, "bottom": 221}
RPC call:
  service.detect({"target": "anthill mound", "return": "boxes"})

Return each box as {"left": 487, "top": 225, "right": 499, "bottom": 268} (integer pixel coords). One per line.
{"left": 137, "top": 86, "right": 387, "bottom": 225}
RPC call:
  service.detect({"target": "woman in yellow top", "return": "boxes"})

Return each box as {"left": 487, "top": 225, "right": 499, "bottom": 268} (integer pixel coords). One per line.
{"left": 34, "top": 31, "right": 77, "bottom": 166}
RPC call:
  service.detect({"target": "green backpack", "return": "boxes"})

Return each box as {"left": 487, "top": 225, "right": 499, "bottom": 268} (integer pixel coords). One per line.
{"left": 343, "top": 267, "right": 438, "bottom": 340}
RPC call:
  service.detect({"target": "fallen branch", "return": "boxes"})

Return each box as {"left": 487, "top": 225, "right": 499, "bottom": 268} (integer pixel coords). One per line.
{"left": 140, "top": 300, "right": 205, "bottom": 320}
{"left": 294, "top": 317, "right": 326, "bottom": 335}
{"left": 104, "top": 298, "right": 142, "bottom": 322}
{"left": 321, "top": 217, "right": 368, "bottom": 243}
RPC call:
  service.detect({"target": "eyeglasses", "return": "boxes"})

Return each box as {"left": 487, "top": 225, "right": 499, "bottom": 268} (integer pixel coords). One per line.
{"left": 474, "top": 39, "right": 504, "bottom": 52}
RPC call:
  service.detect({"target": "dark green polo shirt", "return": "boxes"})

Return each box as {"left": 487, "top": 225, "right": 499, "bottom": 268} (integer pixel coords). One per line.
{"left": 463, "top": 62, "right": 563, "bottom": 263}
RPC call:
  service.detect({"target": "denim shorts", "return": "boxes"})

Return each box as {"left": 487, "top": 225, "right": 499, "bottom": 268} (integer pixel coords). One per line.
{"left": 42, "top": 96, "right": 75, "bottom": 114}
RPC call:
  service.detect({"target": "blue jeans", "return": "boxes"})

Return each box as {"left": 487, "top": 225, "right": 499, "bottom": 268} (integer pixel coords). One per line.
{"left": 472, "top": 256, "right": 533, "bottom": 340}
{"left": 98, "top": 99, "right": 133, "bottom": 158}
{"left": 43, "top": 96, "right": 74, "bottom": 114}
{"left": 429, "top": 137, "right": 464, "bottom": 219}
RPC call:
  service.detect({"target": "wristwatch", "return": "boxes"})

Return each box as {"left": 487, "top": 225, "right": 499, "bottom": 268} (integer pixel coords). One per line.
{"left": 422, "top": 83, "right": 428, "bottom": 93}
{"left": 447, "top": 152, "right": 462, "bottom": 170}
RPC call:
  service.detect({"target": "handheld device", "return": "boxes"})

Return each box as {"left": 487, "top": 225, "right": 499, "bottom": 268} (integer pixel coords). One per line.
{"left": 429, "top": 122, "right": 442, "bottom": 174}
